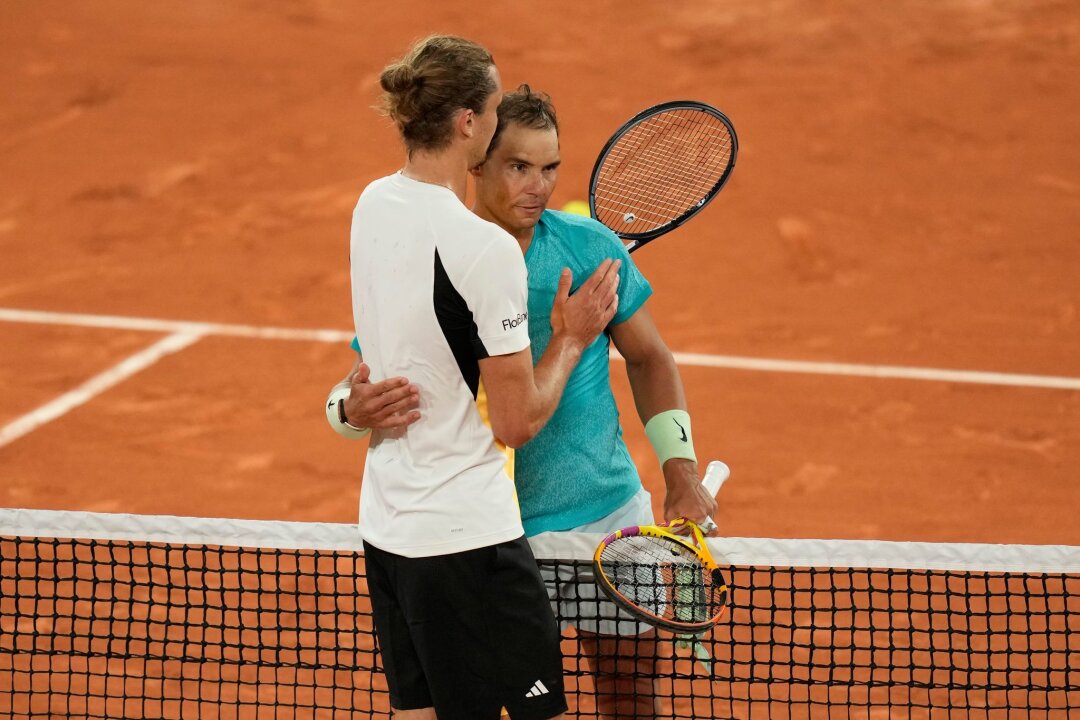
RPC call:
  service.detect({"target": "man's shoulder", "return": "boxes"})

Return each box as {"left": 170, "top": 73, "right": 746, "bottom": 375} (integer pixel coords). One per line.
{"left": 356, "top": 173, "right": 399, "bottom": 199}
{"left": 450, "top": 204, "right": 510, "bottom": 234}
{"left": 444, "top": 210, "right": 517, "bottom": 250}
{"left": 438, "top": 215, "right": 521, "bottom": 281}
{"left": 538, "top": 210, "right": 629, "bottom": 265}
{"left": 541, "top": 209, "right": 619, "bottom": 243}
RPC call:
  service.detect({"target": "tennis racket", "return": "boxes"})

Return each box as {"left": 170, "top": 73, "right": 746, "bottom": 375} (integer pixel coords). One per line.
{"left": 592, "top": 460, "right": 730, "bottom": 634}
{"left": 588, "top": 101, "right": 738, "bottom": 253}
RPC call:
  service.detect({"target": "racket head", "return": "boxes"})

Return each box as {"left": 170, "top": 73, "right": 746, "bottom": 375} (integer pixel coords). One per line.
{"left": 592, "top": 523, "right": 729, "bottom": 633}
{"left": 588, "top": 100, "right": 738, "bottom": 250}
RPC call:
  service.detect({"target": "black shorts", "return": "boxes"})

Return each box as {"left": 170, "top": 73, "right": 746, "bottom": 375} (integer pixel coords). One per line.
{"left": 364, "top": 536, "right": 567, "bottom": 720}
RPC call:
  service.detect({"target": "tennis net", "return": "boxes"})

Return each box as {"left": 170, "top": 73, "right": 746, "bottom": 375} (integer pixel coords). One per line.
{"left": 1, "top": 508, "right": 1076, "bottom": 719}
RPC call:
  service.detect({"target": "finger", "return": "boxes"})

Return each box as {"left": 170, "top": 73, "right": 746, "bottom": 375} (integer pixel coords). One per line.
{"left": 603, "top": 293, "right": 619, "bottom": 321}
{"left": 369, "top": 380, "right": 415, "bottom": 403}
{"left": 590, "top": 259, "right": 621, "bottom": 300}
{"left": 704, "top": 504, "right": 721, "bottom": 536}
{"left": 609, "top": 262, "right": 622, "bottom": 288}
{"left": 365, "top": 387, "right": 418, "bottom": 418}
{"left": 695, "top": 495, "right": 718, "bottom": 521}
{"left": 555, "top": 268, "right": 572, "bottom": 304}
{"left": 594, "top": 258, "right": 622, "bottom": 293}
{"left": 376, "top": 409, "right": 422, "bottom": 429}
{"left": 373, "top": 388, "right": 421, "bottom": 417}
{"left": 580, "top": 259, "right": 614, "bottom": 294}
{"left": 669, "top": 521, "right": 693, "bottom": 536}
{"left": 354, "top": 379, "right": 394, "bottom": 406}
{"left": 355, "top": 362, "right": 371, "bottom": 383}
{"left": 361, "top": 375, "right": 410, "bottom": 394}
{"left": 353, "top": 386, "right": 401, "bottom": 422}
{"left": 605, "top": 278, "right": 620, "bottom": 305}
{"left": 702, "top": 486, "right": 719, "bottom": 513}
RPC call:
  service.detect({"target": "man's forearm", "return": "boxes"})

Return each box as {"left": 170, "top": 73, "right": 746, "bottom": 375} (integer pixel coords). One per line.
{"left": 625, "top": 350, "right": 687, "bottom": 423}
{"left": 524, "top": 334, "right": 584, "bottom": 437}
{"left": 627, "top": 349, "right": 699, "bottom": 474}
{"left": 627, "top": 349, "right": 716, "bottom": 523}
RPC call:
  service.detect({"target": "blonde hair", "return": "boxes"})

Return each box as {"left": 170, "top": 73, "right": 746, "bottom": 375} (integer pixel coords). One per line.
{"left": 380, "top": 36, "right": 497, "bottom": 152}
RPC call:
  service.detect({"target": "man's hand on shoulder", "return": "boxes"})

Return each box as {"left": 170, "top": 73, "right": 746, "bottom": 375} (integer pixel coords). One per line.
{"left": 551, "top": 258, "right": 621, "bottom": 349}
{"left": 344, "top": 363, "right": 422, "bottom": 429}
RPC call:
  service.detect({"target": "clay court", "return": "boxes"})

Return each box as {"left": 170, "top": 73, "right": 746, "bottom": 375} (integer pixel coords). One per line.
{"left": 2, "top": 3, "right": 1079, "bottom": 719}
{"left": 2, "top": 1, "right": 1079, "bottom": 546}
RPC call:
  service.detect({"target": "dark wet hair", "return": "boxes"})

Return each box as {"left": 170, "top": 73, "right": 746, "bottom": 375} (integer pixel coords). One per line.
{"left": 486, "top": 84, "right": 558, "bottom": 156}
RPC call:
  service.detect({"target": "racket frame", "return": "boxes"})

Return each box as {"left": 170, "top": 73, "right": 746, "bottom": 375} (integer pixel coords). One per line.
{"left": 592, "top": 519, "right": 729, "bottom": 633}
{"left": 587, "top": 99, "right": 739, "bottom": 253}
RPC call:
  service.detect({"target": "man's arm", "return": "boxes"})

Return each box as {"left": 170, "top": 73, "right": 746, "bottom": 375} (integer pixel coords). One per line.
{"left": 609, "top": 304, "right": 717, "bottom": 525}
{"left": 480, "top": 261, "right": 621, "bottom": 448}
{"left": 332, "top": 260, "right": 620, "bottom": 444}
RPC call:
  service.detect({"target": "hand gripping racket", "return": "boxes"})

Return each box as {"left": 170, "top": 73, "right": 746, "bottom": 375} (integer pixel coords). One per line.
{"left": 588, "top": 101, "right": 738, "bottom": 253}
{"left": 592, "top": 461, "right": 731, "bottom": 634}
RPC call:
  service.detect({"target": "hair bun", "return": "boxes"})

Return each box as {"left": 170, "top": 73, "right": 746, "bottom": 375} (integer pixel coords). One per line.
{"left": 377, "top": 35, "right": 496, "bottom": 151}
{"left": 380, "top": 64, "right": 418, "bottom": 94}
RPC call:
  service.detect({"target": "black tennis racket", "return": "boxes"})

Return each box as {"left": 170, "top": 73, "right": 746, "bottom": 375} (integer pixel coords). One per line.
{"left": 588, "top": 100, "right": 738, "bottom": 253}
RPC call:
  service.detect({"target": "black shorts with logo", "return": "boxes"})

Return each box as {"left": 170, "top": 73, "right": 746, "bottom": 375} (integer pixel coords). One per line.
{"left": 363, "top": 536, "right": 567, "bottom": 720}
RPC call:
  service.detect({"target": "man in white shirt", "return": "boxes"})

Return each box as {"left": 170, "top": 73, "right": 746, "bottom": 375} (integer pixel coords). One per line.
{"left": 339, "top": 36, "right": 620, "bottom": 720}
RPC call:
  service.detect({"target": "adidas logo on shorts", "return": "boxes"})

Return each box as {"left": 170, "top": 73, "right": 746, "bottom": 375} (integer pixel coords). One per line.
{"left": 524, "top": 679, "right": 549, "bottom": 698}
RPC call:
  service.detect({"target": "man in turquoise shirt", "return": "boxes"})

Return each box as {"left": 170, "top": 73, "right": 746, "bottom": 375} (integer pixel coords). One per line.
{"left": 511, "top": 208, "right": 653, "bottom": 534}
{"left": 334, "top": 86, "right": 717, "bottom": 718}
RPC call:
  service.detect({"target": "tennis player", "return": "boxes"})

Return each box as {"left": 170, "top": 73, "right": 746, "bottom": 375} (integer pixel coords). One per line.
{"left": 337, "top": 85, "right": 716, "bottom": 719}
{"left": 344, "top": 39, "right": 620, "bottom": 720}
{"left": 473, "top": 85, "right": 716, "bottom": 720}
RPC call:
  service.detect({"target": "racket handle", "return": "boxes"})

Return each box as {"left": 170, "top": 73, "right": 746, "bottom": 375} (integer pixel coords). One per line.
{"left": 702, "top": 460, "right": 730, "bottom": 496}
{"left": 697, "top": 461, "right": 730, "bottom": 532}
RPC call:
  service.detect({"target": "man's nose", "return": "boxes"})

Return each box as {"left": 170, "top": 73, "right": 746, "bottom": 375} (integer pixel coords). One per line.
{"left": 525, "top": 171, "right": 548, "bottom": 194}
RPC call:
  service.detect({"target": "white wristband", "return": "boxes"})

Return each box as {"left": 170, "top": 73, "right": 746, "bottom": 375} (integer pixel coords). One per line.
{"left": 325, "top": 383, "right": 371, "bottom": 439}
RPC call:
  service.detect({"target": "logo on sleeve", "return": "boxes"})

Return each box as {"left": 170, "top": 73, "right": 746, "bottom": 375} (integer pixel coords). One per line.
{"left": 501, "top": 312, "right": 528, "bottom": 331}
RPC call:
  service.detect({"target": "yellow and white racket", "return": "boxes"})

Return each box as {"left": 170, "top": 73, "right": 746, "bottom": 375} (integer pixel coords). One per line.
{"left": 592, "top": 461, "right": 730, "bottom": 633}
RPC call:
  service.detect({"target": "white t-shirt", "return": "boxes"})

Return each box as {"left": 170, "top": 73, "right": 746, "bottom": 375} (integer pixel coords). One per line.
{"left": 350, "top": 172, "right": 531, "bottom": 557}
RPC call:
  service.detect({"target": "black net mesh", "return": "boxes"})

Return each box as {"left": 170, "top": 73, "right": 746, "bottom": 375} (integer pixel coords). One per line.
{"left": 2, "top": 523, "right": 1077, "bottom": 719}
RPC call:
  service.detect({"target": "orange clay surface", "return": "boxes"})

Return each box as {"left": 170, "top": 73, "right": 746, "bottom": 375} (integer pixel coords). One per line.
{"left": 1, "top": 1, "right": 1078, "bottom": 546}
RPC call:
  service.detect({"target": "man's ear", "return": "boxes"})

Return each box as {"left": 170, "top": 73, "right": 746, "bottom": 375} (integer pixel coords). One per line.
{"left": 455, "top": 108, "right": 475, "bottom": 139}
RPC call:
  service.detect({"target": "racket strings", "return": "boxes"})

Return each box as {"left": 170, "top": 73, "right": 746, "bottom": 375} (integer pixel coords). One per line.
{"left": 602, "top": 113, "right": 732, "bottom": 193}
{"left": 599, "top": 118, "right": 731, "bottom": 223}
{"left": 597, "top": 535, "right": 726, "bottom": 628}
{"left": 596, "top": 137, "right": 730, "bottom": 222}
{"left": 594, "top": 108, "right": 734, "bottom": 235}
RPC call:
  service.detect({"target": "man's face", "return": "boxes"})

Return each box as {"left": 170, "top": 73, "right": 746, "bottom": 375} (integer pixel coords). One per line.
{"left": 469, "top": 67, "right": 503, "bottom": 168}
{"left": 474, "top": 123, "right": 560, "bottom": 235}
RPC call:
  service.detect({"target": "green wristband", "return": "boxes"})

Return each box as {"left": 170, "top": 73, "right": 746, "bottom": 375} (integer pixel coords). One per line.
{"left": 644, "top": 409, "right": 697, "bottom": 466}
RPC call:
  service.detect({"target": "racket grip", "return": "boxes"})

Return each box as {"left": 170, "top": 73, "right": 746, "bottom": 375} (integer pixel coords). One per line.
{"left": 697, "top": 461, "right": 730, "bottom": 532}
{"left": 702, "top": 461, "right": 730, "bottom": 496}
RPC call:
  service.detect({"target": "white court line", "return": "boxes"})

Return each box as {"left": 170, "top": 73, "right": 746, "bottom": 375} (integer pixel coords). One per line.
{"left": 0, "top": 331, "right": 205, "bottom": 449}
{"left": 2, "top": 306, "right": 1080, "bottom": 391}
{"left": 642, "top": 352, "right": 1080, "bottom": 391}
{"left": 0, "top": 307, "right": 353, "bottom": 343}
